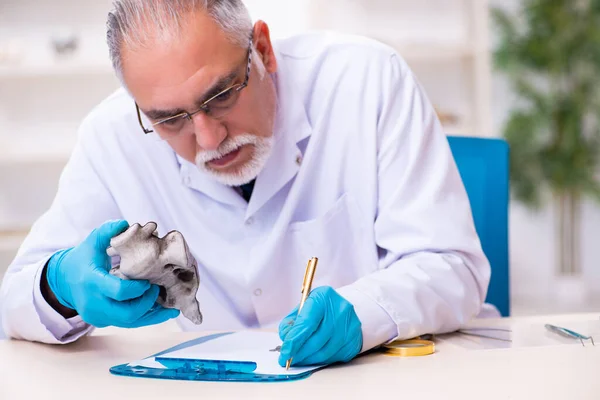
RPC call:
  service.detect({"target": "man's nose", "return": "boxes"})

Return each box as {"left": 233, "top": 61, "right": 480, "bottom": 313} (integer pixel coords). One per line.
{"left": 191, "top": 112, "right": 227, "bottom": 151}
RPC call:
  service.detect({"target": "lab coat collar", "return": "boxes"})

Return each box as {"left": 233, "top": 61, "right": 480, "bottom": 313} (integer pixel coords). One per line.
{"left": 245, "top": 49, "right": 312, "bottom": 218}
{"left": 177, "top": 48, "right": 312, "bottom": 215}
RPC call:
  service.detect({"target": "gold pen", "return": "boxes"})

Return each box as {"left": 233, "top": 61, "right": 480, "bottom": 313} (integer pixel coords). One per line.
{"left": 285, "top": 257, "right": 318, "bottom": 370}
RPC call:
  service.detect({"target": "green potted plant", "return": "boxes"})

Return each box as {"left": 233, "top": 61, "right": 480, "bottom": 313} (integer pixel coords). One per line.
{"left": 492, "top": 0, "right": 600, "bottom": 299}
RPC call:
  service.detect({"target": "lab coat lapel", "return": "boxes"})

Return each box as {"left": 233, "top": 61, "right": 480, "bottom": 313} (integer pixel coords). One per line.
{"left": 245, "top": 54, "right": 312, "bottom": 219}
{"left": 245, "top": 135, "right": 301, "bottom": 218}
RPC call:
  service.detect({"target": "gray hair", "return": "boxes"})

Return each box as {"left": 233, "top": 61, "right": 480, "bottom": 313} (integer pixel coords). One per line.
{"left": 107, "top": 0, "right": 253, "bottom": 80}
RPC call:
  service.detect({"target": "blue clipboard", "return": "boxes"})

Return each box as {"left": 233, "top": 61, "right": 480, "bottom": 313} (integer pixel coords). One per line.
{"left": 109, "top": 332, "right": 316, "bottom": 382}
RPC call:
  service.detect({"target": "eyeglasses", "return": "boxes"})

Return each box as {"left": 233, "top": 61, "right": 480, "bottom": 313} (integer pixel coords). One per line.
{"left": 135, "top": 38, "right": 253, "bottom": 139}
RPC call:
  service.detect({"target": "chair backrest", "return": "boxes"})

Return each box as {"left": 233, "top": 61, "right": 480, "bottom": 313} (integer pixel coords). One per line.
{"left": 447, "top": 136, "right": 510, "bottom": 316}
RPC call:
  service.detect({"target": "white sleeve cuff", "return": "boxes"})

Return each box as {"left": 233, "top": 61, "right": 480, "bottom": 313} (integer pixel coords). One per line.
{"left": 32, "top": 260, "right": 93, "bottom": 342}
{"left": 336, "top": 285, "right": 398, "bottom": 353}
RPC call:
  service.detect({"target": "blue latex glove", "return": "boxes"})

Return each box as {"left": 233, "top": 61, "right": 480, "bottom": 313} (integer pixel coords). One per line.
{"left": 278, "top": 286, "right": 363, "bottom": 367}
{"left": 46, "top": 219, "right": 180, "bottom": 328}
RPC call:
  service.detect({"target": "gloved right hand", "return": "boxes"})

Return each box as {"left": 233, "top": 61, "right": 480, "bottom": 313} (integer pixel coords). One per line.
{"left": 45, "top": 219, "right": 180, "bottom": 328}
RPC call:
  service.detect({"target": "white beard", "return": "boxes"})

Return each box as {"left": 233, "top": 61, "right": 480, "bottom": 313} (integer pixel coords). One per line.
{"left": 194, "top": 133, "right": 275, "bottom": 187}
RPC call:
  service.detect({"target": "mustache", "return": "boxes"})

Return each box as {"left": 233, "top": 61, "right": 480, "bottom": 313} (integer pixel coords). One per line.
{"left": 195, "top": 134, "right": 258, "bottom": 164}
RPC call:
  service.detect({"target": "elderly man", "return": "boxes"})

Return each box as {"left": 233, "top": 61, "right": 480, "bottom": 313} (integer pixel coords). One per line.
{"left": 0, "top": 0, "right": 491, "bottom": 368}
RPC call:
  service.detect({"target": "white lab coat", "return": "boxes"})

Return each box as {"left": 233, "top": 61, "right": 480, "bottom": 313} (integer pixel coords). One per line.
{"left": 0, "top": 32, "right": 491, "bottom": 352}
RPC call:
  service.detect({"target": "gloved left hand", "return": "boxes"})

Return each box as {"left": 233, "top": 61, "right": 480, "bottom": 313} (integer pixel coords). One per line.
{"left": 278, "top": 286, "right": 363, "bottom": 367}
{"left": 45, "top": 219, "right": 180, "bottom": 328}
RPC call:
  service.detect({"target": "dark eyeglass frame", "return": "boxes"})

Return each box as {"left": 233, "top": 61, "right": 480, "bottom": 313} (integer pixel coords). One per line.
{"left": 135, "top": 37, "right": 254, "bottom": 135}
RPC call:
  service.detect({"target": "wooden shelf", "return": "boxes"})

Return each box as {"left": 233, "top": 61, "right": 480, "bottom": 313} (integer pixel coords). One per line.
{"left": 0, "top": 139, "right": 73, "bottom": 164}
{"left": 0, "top": 232, "right": 27, "bottom": 252}
{"left": 0, "top": 59, "right": 113, "bottom": 78}
{"left": 0, "top": 30, "right": 115, "bottom": 79}
{"left": 444, "top": 124, "right": 475, "bottom": 136}
{"left": 385, "top": 41, "right": 476, "bottom": 61}
{"left": 0, "top": 151, "right": 71, "bottom": 165}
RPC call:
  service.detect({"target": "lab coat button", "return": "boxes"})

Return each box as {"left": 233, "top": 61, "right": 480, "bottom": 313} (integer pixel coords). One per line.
{"left": 296, "top": 155, "right": 303, "bottom": 166}
{"left": 183, "top": 176, "right": 191, "bottom": 186}
{"left": 254, "top": 288, "right": 262, "bottom": 296}
{"left": 245, "top": 217, "right": 254, "bottom": 226}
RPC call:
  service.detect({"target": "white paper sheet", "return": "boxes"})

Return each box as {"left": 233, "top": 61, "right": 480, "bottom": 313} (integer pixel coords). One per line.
{"left": 128, "top": 357, "right": 169, "bottom": 369}
{"left": 129, "top": 331, "right": 322, "bottom": 376}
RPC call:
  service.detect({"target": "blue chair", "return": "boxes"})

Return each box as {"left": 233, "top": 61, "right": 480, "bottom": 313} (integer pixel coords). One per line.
{"left": 447, "top": 136, "right": 510, "bottom": 316}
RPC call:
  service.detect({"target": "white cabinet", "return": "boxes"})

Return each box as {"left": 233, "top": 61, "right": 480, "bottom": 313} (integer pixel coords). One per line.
{"left": 0, "top": 1, "right": 119, "bottom": 232}
{"left": 0, "top": 1, "right": 119, "bottom": 157}
{"left": 306, "top": 0, "right": 492, "bottom": 137}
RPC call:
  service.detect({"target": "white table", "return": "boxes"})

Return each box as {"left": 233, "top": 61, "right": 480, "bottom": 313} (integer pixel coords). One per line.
{"left": 1, "top": 313, "right": 599, "bottom": 400}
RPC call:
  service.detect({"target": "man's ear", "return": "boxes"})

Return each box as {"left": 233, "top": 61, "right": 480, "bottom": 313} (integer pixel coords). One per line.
{"left": 252, "top": 20, "right": 277, "bottom": 74}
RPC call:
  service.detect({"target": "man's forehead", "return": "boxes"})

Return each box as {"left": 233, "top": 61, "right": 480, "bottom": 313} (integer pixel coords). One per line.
{"left": 122, "top": 29, "right": 246, "bottom": 112}
{"left": 122, "top": 32, "right": 239, "bottom": 82}
{"left": 121, "top": 9, "right": 246, "bottom": 94}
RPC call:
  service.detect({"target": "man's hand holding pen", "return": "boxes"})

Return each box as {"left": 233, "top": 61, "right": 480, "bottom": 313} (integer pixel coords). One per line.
{"left": 277, "top": 286, "right": 363, "bottom": 368}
